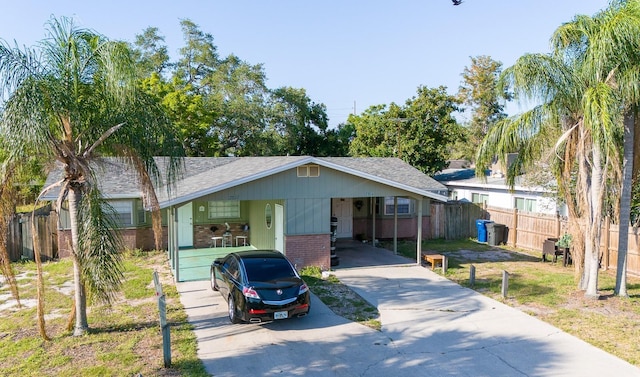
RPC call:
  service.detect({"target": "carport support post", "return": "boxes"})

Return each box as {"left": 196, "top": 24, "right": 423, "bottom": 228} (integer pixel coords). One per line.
{"left": 173, "top": 206, "right": 180, "bottom": 283}
{"left": 371, "top": 197, "right": 376, "bottom": 246}
{"left": 416, "top": 198, "right": 423, "bottom": 265}
{"left": 393, "top": 196, "right": 398, "bottom": 254}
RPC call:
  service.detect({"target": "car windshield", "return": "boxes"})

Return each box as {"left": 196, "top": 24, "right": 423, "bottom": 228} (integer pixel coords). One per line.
{"left": 243, "top": 258, "right": 297, "bottom": 282}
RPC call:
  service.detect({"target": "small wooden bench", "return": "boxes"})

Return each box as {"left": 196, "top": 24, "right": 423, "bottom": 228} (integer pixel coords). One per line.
{"left": 422, "top": 253, "right": 446, "bottom": 270}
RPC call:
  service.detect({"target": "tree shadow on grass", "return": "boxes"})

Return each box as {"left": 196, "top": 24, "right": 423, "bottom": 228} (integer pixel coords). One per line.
{"left": 89, "top": 320, "right": 160, "bottom": 334}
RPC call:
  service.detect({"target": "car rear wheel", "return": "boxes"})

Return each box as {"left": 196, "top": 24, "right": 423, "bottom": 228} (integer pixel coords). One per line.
{"left": 228, "top": 295, "right": 241, "bottom": 324}
{"left": 210, "top": 269, "right": 218, "bottom": 291}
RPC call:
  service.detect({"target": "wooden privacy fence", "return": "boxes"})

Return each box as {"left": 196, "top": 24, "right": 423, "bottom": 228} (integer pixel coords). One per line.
{"left": 430, "top": 201, "right": 486, "bottom": 240}
{"left": 7, "top": 206, "right": 58, "bottom": 262}
{"left": 432, "top": 202, "right": 640, "bottom": 276}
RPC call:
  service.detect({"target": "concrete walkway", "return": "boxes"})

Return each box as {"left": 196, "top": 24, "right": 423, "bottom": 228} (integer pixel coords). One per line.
{"left": 177, "top": 242, "right": 640, "bottom": 376}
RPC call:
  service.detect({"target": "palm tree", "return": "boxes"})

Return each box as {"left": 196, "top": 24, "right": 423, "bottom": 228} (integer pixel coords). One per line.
{"left": 0, "top": 17, "right": 184, "bottom": 337}
{"left": 477, "top": 51, "right": 595, "bottom": 291}
{"left": 477, "top": 13, "right": 625, "bottom": 298}
{"left": 552, "top": 0, "right": 640, "bottom": 297}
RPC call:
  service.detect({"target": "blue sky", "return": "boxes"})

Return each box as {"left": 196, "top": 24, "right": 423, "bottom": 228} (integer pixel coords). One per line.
{"left": 0, "top": 1, "right": 607, "bottom": 126}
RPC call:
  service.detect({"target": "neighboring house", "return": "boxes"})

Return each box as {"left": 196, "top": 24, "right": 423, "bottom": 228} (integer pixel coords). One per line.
{"left": 434, "top": 166, "right": 566, "bottom": 216}
{"left": 43, "top": 156, "right": 448, "bottom": 271}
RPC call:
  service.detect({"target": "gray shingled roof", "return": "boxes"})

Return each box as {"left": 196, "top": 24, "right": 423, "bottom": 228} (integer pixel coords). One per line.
{"left": 318, "top": 157, "right": 447, "bottom": 193}
{"left": 42, "top": 158, "right": 145, "bottom": 200}
{"left": 42, "top": 156, "right": 449, "bottom": 206}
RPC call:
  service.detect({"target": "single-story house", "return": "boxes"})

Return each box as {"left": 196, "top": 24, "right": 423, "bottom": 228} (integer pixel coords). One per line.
{"left": 434, "top": 165, "right": 566, "bottom": 216}
{"left": 44, "top": 156, "right": 448, "bottom": 279}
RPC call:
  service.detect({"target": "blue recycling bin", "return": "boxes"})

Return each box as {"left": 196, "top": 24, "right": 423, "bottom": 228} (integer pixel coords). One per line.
{"left": 476, "top": 219, "right": 493, "bottom": 243}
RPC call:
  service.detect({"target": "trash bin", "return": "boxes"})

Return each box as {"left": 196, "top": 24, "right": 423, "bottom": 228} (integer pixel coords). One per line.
{"left": 475, "top": 219, "right": 493, "bottom": 243}
{"left": 486, "top": 223, "right": 505, "bottom": 246}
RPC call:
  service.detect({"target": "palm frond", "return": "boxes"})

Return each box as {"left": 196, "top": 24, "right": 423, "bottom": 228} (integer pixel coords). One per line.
{"left": 76, "top": 187, "right": 124, "bottom": 304}
{"left": 0, "top": 162, "right": 19, "bottom": 306}
{"left": 0, "top": 40, "right": 42, "bottom": 95}
{"left": 582, "top": 82, "right": 622, "bottom": 169}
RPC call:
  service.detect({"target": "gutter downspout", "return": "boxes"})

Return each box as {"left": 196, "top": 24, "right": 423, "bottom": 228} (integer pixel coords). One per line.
{"left": 371, "top": 196, "right": 376, "bottom": 246}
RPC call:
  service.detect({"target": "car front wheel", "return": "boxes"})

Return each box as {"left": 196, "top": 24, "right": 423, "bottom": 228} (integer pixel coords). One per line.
{"left": 228, "top": 294, "right": 241, "bottom": 324}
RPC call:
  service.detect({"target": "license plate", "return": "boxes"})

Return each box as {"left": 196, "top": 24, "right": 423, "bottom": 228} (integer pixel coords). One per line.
{"left": 274, "top": 311, "right": 288, "bottom": 320}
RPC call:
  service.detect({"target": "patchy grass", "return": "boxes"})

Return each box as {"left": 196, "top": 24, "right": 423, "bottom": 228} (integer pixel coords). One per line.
{"left": 300, "top": 266, "right": 381, "bottom": 331}
{"left": 0, "top": 251, "right": 208, "bottom": 377}
{"left": 392, "top": 238, "right": 640, "bottom": 367}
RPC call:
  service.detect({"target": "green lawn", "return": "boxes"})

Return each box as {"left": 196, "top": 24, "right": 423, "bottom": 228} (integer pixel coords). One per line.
{"left": 0, "top": 251, "right": 208, "bottom": 377}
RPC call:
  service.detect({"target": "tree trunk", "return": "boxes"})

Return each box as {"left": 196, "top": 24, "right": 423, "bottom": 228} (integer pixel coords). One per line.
{"left": 585, "top": 145, "right": 604, "bottom": 298}
{"left": 615, "top": 110, "right": 635, "bottom": 297}
{"left": 577, "top": 130, "right": 590, "bottom": 291}
{"left": 68, "top": 187, "right": 88, "bottom": 335}
{"left": 31, "top": 213, "right": 50, "bottom": 340}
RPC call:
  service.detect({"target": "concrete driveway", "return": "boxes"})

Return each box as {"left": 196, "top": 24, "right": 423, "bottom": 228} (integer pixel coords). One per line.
{"left": 177, "top": 244, "right": 640, "bottom": 376}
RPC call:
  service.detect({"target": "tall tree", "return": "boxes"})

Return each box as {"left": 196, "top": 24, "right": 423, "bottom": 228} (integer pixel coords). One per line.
{"left": 132, "top": 26, "right": 170, "bottom": 77}
{"left": 349, "top": 86, "right": 461, "bottom": 174}
{"left": 132, "top": 19, "right": 346, "bottom": 158}
{"left": 135, "top": 20, "right": 276, "bottom": 157}
{"left": 266, "top": 86, "right": 329, "bottom": 156}
{"left": 346, "top": 104, "right": 394, "bottom": 158}
{"left": 319, "top": 122, "right": 355, "bottom": 157}
{"left": 142, "top": 74, "right": 218, "bottom": 156}
{"left": 456, "top": 55, "right": 511, "bottom": 162}
{"left": 212, "top": 54, "right": 269, "bottom": 156}
{"left": 175, "top": 19, "right": 219, "bottom": 92}
{"left": 0, "top": 17, "right": 184, "bottom": 336}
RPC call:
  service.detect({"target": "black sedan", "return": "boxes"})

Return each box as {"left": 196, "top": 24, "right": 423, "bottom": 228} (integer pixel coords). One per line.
{"left": 210, "top": 250, "right": 311, "bottom": 324}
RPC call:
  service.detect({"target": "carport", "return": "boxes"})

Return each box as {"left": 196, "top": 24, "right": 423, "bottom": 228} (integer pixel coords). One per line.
{"left": 333, "top": 239, "right": 414, "bottom": 269}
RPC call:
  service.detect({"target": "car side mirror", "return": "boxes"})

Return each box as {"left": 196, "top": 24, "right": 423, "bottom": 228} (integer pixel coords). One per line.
{"left": 213, "top": 260, "right": 222, "bottom": 267}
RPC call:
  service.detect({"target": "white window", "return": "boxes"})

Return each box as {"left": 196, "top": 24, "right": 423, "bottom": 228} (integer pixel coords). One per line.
{"left": 384, "top": 197, "right": 411, "bottom": 215}
{"left": 137, "top": 201, "right": 147, "bottom": 224}
{"left": 515, "top": 197, "right": 537, "bottom": 212}
{"left": 472, "top": 193, "right": 489, "bottom": 205}
{"left": 109, "top": 201, "right": 133, "bottom": 227}
{"left": 208, "top": 200, "right": 240, "bottom": 219}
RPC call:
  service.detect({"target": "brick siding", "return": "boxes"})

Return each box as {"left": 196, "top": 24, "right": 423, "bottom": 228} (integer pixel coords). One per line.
{"left": 194, "top": 223, "right": 249, "bottom": 248}
{"left": 285, "top": 234, "right": 331, "bottom": 270}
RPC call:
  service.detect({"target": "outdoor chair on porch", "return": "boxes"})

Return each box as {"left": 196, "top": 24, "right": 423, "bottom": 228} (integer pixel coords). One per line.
{"left": 235, "top": 223, "right": 250, "bottom": 246}
{"left": 210, "top": 226, "right": 223, "bottom": 247}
